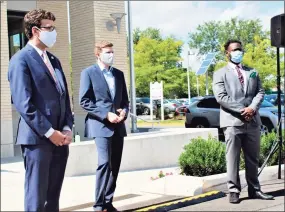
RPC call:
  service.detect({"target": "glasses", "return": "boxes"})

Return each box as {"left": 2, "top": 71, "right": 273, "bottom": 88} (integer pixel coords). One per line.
{"left": 39, "top": 26, "right": 56, "bottom": 32}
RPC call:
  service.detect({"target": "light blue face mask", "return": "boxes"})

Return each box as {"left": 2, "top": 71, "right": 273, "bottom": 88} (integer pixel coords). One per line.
{"left": 230, "top": 50, "right": 243, "bottom": 64}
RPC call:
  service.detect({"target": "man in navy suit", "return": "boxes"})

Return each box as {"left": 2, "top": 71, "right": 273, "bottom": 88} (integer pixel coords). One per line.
{"left": 79, "top": 41, "right": 129, "bottom": 212}
{"left": 8, "top": 9, "right": 73, "bottom": 212}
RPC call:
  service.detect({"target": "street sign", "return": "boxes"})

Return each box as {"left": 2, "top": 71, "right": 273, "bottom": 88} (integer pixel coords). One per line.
{"left": 196, "top": 52, "right": 216, "bottom": 75}
{"left": 150, "top": 81, "right": 163, "bottom": 100}
{"left": 150, "top": 81, "right": 164, "bottom": 121}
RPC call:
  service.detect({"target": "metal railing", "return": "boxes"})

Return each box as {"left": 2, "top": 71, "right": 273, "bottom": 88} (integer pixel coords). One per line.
{"left": 129, "top": 112, "right": 161, "bottom": 131}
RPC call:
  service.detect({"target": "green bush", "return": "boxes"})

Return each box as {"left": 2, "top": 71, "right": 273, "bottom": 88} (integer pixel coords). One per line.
{"left": 178, "top": 136, "right": 226, "bottom": 177}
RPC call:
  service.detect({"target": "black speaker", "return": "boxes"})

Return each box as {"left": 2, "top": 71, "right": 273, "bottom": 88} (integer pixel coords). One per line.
{"left": 270, "top": 13, "right": 284, "bottom": 48}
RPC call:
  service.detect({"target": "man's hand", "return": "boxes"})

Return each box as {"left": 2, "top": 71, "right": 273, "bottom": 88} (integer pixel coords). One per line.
{"left": 62, "top": 130, "right": 72, "bottom": 145}
{"left": 241, "top": 107, "right": 255, "bottom": 117}
{"left": 49, "top": 130, "right": 66, "bottom": 146}
{"left": 107, "top": 112, "right": 120, "bottom": 123}
{"left": 117, "top": 109, "right": 126, "bottom": 122}
{"left": 241, "top": 107, "right": 255, "bottom": 122}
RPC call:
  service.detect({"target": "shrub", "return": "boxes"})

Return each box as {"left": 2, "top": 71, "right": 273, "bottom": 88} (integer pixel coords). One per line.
{"left": 178, "top": 136, "right": 226, "bottom": 177}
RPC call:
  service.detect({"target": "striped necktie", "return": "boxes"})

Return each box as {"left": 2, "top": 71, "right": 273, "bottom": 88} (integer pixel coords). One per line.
{"left": 42, "top": 51, "right": 57, "bottom": 83}
{"left": 236, "top": 65, "right": 244, "bottom": 87}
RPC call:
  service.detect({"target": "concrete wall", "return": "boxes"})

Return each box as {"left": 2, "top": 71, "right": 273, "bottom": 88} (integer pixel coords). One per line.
{"left": 64, "top": 128, "right": 219, "bottom": 177}
{"left": 69, "top": 1, "right": 129, "bottom": 139}
{"left": 1, "top": 1, "right": 14, "bottom": 158}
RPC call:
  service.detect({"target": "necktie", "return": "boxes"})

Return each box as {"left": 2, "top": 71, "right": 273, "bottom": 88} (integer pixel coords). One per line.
{"left": 236, "top": 66, "right": 244, "bottom": 88}
{"left": 42, "top": 51, "right": 57, "bottom": 83}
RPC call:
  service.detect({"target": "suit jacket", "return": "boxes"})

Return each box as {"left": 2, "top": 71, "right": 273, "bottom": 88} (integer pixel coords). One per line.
{"left": 79, "top": 64, "right": 129, "bottom": 138}
{"left": 213, "top": 63, "right": 265, "bottom": 128}
{"left": 8, "top": 44, "right": 73, "bottom": 145}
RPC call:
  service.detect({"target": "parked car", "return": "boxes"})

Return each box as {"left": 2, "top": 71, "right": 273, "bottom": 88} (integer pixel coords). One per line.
{"left": 264, "top": 94, "right": 284, "bottom": 106}
{"left": 136, "top": 97, "right": 157, "bottom": 115}
{"left": 185, "top": 96, "right": 283, "bottom": 135}
{"left": 154, "top": 99, "right": 179, "bottom": 113}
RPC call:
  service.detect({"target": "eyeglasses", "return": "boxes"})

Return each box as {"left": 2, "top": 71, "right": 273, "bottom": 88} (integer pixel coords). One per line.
{"left": 39, "top": 26, "right": 56, "bottom": 32}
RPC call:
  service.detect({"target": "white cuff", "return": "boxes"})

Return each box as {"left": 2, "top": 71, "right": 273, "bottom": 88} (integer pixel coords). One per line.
{"left": 45, "top": 127, "right": 55, "bottom": 138}
{"left": 63, "top": 125, "right": 71, "bottom": 131}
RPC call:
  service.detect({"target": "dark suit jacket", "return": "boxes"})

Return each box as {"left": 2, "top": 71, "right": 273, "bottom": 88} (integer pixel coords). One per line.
{"left": 8, "top": 44, "right": 73, "bottom": 145}
{"left": 79, "top": 64, "right": 129, "bottom": 138}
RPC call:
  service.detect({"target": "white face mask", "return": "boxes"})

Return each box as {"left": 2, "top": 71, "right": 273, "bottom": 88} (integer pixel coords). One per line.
{"left": 100, "top": 52, "right": 114, "bottom": 66}
{"left": 37, "top": 28, "right": 57, "bottom": 48}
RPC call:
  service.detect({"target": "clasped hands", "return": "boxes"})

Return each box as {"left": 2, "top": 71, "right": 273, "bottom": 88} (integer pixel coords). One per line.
{"left": 107, "top": 108, "right": 126, "bottom": 124}
{"left": 241, "top": 107, "right": 255, "bottom": 122}
{"left": 49, "top": 130, "right": 72, "bottom": 146}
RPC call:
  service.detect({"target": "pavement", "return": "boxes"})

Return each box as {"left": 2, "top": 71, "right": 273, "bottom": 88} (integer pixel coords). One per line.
{"left": 1, "top": 157, "right": 284, "bottom": 211}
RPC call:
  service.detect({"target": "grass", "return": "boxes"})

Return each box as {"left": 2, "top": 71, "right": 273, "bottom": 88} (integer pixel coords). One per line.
{"left": 137, "top": 118, "right": 185, "bottom": 127}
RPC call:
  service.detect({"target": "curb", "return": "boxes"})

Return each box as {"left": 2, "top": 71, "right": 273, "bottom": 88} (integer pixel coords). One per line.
{"left": 134, "top": 191, "right": 226, "bottom": 211}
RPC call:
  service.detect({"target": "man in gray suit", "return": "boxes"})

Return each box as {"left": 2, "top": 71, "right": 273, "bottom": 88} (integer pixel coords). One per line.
{"left": 213, "top": 39, "right": 274, "bottom": 204}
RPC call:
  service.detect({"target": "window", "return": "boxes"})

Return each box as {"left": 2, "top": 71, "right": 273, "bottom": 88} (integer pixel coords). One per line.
{"left": 197, "top": 98, "right": 220, "bottom": 109}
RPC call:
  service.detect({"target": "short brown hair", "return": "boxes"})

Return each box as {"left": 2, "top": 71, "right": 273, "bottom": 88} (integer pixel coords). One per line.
{"left": 94, "top": 41, "right": 113, "bottom": 56}
{"left": 24, "top": 9, "right": 56, "bottom": 39}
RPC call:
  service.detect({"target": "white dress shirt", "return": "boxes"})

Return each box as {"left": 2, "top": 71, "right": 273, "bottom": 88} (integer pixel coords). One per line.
{"left": 228, "top": 62, "right": 247, "bottom": 92}
{"left": 98, "top": 62, "right": 115, "bottom": 100}
{"left": 28, "top": 41, "right": 71, "bottom": 138}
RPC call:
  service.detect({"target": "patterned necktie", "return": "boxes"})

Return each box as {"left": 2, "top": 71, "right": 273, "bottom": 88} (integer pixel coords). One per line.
{"left": 236, "top": 66, "right": 244, "bottom": 87}
{"left": 42, "top": 51, "right": 57, "bottom": 83}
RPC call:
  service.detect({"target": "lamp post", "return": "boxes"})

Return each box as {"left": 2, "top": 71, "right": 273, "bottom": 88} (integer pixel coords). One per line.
{"left": 127, "top": 0, "right": 138, "bottom": 133}
{"left": 187, "top": 50, "right": 195, "bottom": 104}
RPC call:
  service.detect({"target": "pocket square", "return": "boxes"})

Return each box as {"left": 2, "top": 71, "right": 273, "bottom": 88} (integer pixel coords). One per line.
{"left": 250, "top": 72, "right": 257, "bottom": 78}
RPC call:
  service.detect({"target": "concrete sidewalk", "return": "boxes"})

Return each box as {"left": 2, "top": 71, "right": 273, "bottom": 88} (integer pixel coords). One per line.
{"left": 1, "top": 157, "right": 180, "bottom": 211}
{"left": 1, "top": 157, "right": 284, "bottom": 211}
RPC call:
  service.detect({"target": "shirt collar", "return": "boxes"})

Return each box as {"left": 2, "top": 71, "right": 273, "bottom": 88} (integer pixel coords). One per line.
{"left": 28, "top": 41, "right": 46, "bottom": 56}
{"left": 97, "top": 61, "right": 113, "bottom": 72}
{"left": 228, "top": 62, "right": 242, "bottom": 70}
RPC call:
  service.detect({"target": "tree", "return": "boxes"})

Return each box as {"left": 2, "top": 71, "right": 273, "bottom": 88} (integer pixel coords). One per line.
{"left": 188, "top": 17, "right": 267, "bottom": 61}
{"left": 134, "top": 35, "right": 185, "bottom": 98}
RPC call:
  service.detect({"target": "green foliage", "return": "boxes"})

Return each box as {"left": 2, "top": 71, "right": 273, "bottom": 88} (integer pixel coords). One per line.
{"left": 179, "top": 136, "right": 226, "bottom": 177}
{"left": 188, "top": 17, "right": 266, "bottom": 61}
{"left": 134, "top": 31, "right": 184, "bottom": 98}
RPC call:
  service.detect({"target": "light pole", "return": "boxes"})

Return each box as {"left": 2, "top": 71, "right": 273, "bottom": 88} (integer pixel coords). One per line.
{"left": 187, "top": 51, "right": 191, "bottom": 104}
{"left": 127, "top": 0, "right": 138, "bottom": 133}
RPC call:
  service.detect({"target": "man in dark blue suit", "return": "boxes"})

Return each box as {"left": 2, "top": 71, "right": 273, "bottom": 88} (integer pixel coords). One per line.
{"left": 79, "top": 41, "right": 129, "bottom": 212}
{"left": 8, "top": 9, "right": 73, "bottom": 212}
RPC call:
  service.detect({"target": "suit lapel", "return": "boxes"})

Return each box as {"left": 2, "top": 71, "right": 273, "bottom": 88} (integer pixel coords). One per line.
{"left": 243, "top": 66, "right": 251, "bottom": 95}
{"left": 47, "top": 52, "right": 65, "bottom": 94}
{"left": 94, "top": 64, "right": 112, "bottom": 99}
{"left": 27, "top": 45, "right": 56, "bottom": 85}
{"left": 112, "top": 68, "right": 119, "bottom": 101}
{"left": 225, "top": 64, "right": 244, "bottom": 93}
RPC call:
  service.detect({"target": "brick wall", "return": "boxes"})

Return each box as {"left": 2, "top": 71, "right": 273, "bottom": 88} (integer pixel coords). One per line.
{"left": 1, "top": 1, "right": 14, "bottom": 157}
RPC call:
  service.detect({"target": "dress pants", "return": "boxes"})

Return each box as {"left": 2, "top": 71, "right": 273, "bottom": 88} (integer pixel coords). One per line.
{"left": 93, "top": 131, "right": 124, "bottom": 211}
{"left": 21, "top": 144, "right": 69, "bottom": 212}
{"left": 223, "top": 123, "right": 261, "bottom": 194}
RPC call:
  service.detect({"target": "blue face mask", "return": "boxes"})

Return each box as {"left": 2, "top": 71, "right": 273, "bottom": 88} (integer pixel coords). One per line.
{"left": 230, "top": 50, "right": 243, "bottom": 64}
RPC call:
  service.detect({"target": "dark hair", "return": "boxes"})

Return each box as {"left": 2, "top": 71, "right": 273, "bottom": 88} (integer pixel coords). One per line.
{"left": 24, "top": 9, "right": 56, "bottom": 39}
{"left": 224, "top": 39, "right": 242, "bottom": 51}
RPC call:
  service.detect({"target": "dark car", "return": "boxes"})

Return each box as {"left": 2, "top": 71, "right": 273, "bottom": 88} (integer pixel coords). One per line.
{"left": 136, "top": 97, "right": 157, "bottom": 115}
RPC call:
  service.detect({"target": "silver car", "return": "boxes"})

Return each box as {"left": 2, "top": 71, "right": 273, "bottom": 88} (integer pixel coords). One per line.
{"left": 185, "top": 96, "right": 284, "bottom": 135}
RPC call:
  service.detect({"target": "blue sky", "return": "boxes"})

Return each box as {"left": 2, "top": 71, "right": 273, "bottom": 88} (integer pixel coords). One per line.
{"left": 126, "top": 1, "right": 284, "bottom": 69}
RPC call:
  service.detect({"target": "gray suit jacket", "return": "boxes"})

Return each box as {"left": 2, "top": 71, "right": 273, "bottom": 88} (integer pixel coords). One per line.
{"left": 213, "top": 63, "right": 265, "bottom": 128}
